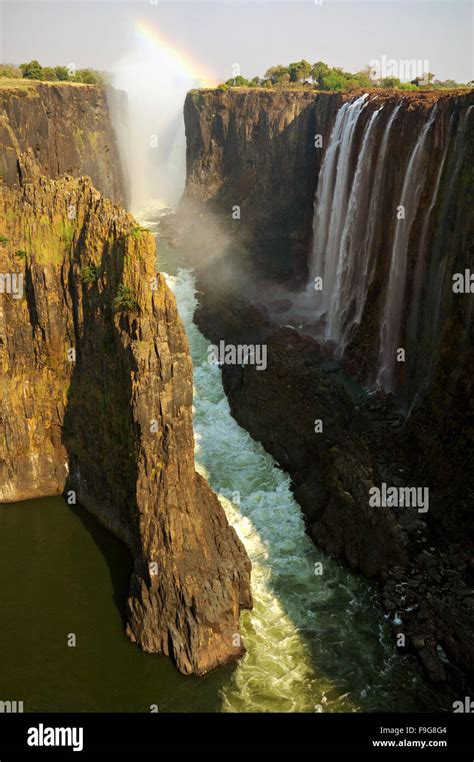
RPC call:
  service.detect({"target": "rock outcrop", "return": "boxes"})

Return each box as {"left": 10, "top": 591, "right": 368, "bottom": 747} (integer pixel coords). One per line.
{"left": 0, "top": 173, "right": 251, "bottom": 675}
{"left": 0, "top": 82, "right": 128, "bottom": 206}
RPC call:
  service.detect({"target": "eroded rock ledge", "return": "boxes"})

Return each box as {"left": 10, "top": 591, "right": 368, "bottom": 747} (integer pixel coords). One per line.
{"left": 0, "top": 174, "right": 251, "bottom": 675}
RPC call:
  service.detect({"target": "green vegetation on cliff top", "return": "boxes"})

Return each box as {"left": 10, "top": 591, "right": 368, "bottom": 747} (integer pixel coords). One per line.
{"left": 217, "top": 59, "right": 473, "bottom": 92}
{"left": 0, "top": 61, "right": 109, "bottom": 86}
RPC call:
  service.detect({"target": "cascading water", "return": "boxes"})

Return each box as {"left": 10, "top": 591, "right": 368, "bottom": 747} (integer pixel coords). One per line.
{"left": 406, "top": 104, "right": 474, "bottom": 406}
{"left": 326, "top": 103, "right": 384, "bottom": 349}
{"left": 307, "top": 93, "right": 461, "bottom": 400}
{"left": 309, "top": 94, "right": 369, "bottom": 334}
{"left": 376, "top": 105, "right": 438, "bottom": 391}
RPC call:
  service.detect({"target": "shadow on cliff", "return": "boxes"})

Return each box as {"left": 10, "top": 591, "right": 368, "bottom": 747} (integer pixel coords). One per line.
{"left": 67, "top": 501, "right": 133, "bottom": 617}
{"left": 61, "top": 229, "right": 140, "bottom": 626}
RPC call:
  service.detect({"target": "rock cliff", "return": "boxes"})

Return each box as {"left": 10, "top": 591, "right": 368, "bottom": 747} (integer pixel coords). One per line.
{"left": 184, "top": 88, "right": 341, "bottom": 281}
{"left": 0, "top": 170, "right": 251, "bottom": 675}
{"left": 0, "top": 82, "right": 128, "bottom": 206}
{"left": 183, "top": 87, "right": 473, "bottom": 402}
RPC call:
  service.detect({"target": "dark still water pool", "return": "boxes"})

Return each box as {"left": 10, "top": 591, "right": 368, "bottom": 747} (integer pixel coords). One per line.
{"left": 0, "top": 496, "right": 233, "bottom": 712}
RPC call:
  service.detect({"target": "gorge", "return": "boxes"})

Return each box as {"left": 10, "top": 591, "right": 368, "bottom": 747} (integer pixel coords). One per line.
{"left": 0, "top": 78, "right": 472, "bottom": 710}
{"left": 179, "top": 85, "right": 473, "bottom": 688}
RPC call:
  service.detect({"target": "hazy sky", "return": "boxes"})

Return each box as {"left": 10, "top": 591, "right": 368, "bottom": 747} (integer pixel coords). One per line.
{"left": 1, "top": 0, "right": 472, "bottom": 83}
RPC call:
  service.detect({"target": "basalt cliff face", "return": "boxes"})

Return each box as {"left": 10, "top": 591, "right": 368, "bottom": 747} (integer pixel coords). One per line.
{"left": 180, "top": 87, "right": 473, "bottom": 687}
{"left": 184, "top": 88, "right": 341, "bottom": 281}
{"left": 0, "top": 82, "right": 128, "bottom": 206}
{"left": 0, "top": 84, "right": 251, "bottom": 675}
{"left": 183, "top": 88, "right": 473, "bottom": 400}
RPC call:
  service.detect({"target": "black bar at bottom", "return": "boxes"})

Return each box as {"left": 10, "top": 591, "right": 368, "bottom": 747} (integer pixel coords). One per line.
{"left": 0, "top": 712, "right": 472, "bottom": 757}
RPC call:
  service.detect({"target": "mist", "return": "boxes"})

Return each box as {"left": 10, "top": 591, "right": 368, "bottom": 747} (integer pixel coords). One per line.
{"left": 111, "top": 35, "right": 203, "bottom": 215}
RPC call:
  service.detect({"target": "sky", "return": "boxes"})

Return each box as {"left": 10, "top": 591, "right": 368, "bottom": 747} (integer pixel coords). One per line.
{"left": 0, "top": 0, "right": 472, "bottom": 84}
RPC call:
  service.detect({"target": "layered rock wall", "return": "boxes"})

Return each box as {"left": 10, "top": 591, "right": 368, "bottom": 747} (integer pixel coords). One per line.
{"left": 0, "top": 82, "right": 128, "bottom": 206}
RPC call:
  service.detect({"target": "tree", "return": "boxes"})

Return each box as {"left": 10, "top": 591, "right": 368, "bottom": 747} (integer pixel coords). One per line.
{"left": 351, "top": 70, "right": 373, "bottom": 88}
{"left": 264, "top": 65, "right": 290, "bottom": 84}
{"left": 20, "top": 60, "right": 44, "bottom": 80}
{"left": 311, "top": 61, "right": 330, "bottom": 86}
{"left": 73, "top": 68, "right": 103, "bottom": 85}
{"left": 321, "top": 70, "right": 347, "bottom": 90}
{"left": 43, "top": 67, "right": 57, "bottom": 81}
{"left": 54, "top": 66, "right": 70, "bottom": 81}
{"left": 288, "top": 59, "right": 312, "bottom": 83}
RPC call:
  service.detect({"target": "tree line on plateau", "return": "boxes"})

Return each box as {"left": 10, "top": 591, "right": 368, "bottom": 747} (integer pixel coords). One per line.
{"left": 220, "top": 60, "right": 471, "bottom": 91}
{"left": 0, "top": 60, "right": 108, "bottom": 85}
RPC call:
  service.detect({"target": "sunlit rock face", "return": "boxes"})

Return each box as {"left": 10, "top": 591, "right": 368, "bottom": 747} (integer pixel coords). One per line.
{"left": 0, "top": 170, "right": 251, "bottom": 676}
{"left": 0, "top": 82, "right": 128, "bottom": 206}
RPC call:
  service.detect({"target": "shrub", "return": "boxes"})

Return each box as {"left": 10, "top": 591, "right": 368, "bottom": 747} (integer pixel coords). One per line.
{"left": 126, "top": 225, "right": 147, "bottom": 239}
{"left": 0, "top": 64, "right": 22, "bottom": 79}
{"left": 73, "top": 69, "right": 107, "bottom": 85}
{"left": 15, "top": 249, "right": 27, "bottom": 259}
{"left": 54, "top": 66, "right": 70, "bottom": 81}
{"left": 380, "top": 76, "right": 402, "bottom": 89}
{"left": 43, "top": 67, "right": 58, "bottom": 81}
{"left": 81, "top": 264, "right": 99, "bottom": 283}
{"left": 20, "top": 60, "right": 44, "bottom": 80}
{"left": 0, "top": 235, "right": 9, "bottom": 245}
{"left": 113, "top": 284, "right": 138, "bottom": 311}
{"left": 224, "top": 75, "right": 251, "bottom": 87}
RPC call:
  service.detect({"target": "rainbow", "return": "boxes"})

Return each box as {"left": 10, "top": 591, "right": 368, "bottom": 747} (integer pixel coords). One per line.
{"left": 134, "top": 18, "right": 218, "bottom": 87}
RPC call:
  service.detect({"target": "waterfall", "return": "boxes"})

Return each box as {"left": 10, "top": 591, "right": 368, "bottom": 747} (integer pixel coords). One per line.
{"left": 376, "top": 105, "right": 438, "bottom": 391}
{"left": 309, "top": 94, "right": 369, "bottom": 333}
{"left": 407, "top": 104, "right": 474, "bottom": 406}
{"left": 404, "top": 114, "right": 454, "bottom": 407}
{"left": 327, "top": 103, "right": 384, "bottom": 350}
{"left": 307, "top": 94, "right": 453, "bottom": 398}
{"left": 308, "top": 95, "right": 403, "bottom": 354}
